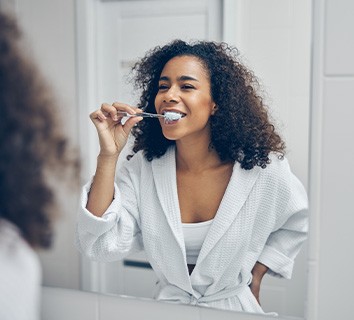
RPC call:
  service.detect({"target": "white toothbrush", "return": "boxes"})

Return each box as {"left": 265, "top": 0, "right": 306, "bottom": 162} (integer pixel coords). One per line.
{"left": 117, "top": 111, "right": 182, "bottom": 121}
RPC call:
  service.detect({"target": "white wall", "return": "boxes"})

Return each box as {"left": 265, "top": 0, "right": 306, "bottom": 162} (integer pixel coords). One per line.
{"left": 225, "top": 0, "right": 312, "bottom": 187}
{"left": 307, "top": 0, "right": 354, "bottom": 319}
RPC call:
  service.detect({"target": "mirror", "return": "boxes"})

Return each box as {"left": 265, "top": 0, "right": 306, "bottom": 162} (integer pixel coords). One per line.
{"left": 9, "top": 0, "right": 311, "bottom": 318}
{"left": 78, "top": 0, "right": 311, "bottom": 317}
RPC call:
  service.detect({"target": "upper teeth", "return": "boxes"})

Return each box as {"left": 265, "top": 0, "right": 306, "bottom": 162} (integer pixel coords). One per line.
{"left": 164, "top": 111, "right": 183, "bottom": 121}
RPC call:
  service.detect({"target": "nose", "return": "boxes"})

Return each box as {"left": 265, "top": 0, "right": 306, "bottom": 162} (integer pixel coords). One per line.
{"left": 163, "top": 86, "right": 179, "bottom": 103}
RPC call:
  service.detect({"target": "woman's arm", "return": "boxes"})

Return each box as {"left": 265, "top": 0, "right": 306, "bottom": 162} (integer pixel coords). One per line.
{"left": 75, "top": 102, "right": 144, "bottom": 261}
{"left": 250, "top": 261, "right": 269, "bottom": 304}
{"left": 86, "top": 154, "right": 119, "bottom": 216}
{"left": 250, "top": 158, "right": 308, "bottom": 303}
{"left": 86, "top": 102, "right": 142, "bottom": 217}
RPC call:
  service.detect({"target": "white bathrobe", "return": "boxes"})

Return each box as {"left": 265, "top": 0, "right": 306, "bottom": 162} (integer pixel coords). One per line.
{"left": 0, "top": 219, "right": 41, "bottom": 320}
{"left": 76, "top": 147, "right": 308, "bottom": 314}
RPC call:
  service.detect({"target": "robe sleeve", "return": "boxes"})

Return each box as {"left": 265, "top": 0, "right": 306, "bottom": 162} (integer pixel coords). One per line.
{"left": 75, "top": 163, "right": 143, "bottom": 262}
{"left": 257, "top": 159, "right": 309, "bottom": 279}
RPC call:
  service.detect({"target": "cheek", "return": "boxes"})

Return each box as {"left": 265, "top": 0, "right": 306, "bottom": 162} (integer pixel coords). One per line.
{"left": 193, "top": 94, "right": 214, "bottom": 113}
{"left": 154, "top": 92, "right": 164, "bottom": 107}
{"left": 154, "top": 96, "right": 160, "bottom": 111}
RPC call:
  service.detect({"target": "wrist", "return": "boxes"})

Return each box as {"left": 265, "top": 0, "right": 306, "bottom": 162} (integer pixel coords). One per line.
{"left": 252, "top": 262, "right": 269, "bottom": 279}
{"left": 97, "top": 153, "right": 120, "bottom": 161}
{"left": 96, "top": 153, "right": 119, "bottom": 173}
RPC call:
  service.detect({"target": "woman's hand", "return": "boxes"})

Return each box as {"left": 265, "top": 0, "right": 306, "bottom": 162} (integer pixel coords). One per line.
{"left": 250, "top": 261, "right": 269, "bottom": 305}
{"left": 89, "top": 102, "right": 143, "bottom": 157}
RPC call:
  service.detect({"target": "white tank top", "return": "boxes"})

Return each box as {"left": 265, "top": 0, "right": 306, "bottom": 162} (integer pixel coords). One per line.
{"left": 182, "top": 219, "right": 213, "bottom": 265}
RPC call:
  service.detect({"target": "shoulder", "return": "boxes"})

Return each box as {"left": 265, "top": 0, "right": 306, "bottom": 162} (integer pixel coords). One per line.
{"left": 124, "top": 150, "right": 146, "bottom": 167}
{"left": 118, "top": 150, "right": 146, "bottom": 183}
{"left": 0, "top": 219, "right": 41, "bottom": 318}
{"left": 118, "top": 149, "right": 155, "bottom": 184}
{"left": 258, "top": 153, "right": 307, "bottom": 204}
{"left": 119, "top": 149, "right": 150, "bottom": 173}
{"left": 122, "top": 146, "right": 174, "bottom": 170}
{"left": 260, "top": 153, "right": 291, "bottom": 179}
{"left": 0, "top": 218, "right": 41, "bottom": 279}
{"left": 257, "top": 153, "right": 296, "bottom": 193}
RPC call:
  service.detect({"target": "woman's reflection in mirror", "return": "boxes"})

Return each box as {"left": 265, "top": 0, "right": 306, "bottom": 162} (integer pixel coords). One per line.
{"left": 77, "top": 40, "right": 308, "bottom": 314}
{"left": 0, "top": 10, "right": 79, "bottom": 320}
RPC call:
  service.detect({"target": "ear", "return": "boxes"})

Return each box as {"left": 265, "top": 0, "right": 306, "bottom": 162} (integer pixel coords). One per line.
{"left": 211, "top": 103, "right": 218, "bottom": 115}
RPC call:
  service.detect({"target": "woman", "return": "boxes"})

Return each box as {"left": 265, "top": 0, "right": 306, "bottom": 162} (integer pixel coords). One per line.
{"left": 76, "top": 40, "right": 308, "bottom": 313}
{"left": 0, "top": 11, "right": 78, "bottom": 320}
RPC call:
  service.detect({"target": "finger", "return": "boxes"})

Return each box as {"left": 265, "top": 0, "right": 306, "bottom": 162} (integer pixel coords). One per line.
{"left": 122, "top": 116, "right": 143, "bottom": 135}
{"left": 90, "top": 109, "right": 107, "bottom": 122}
{"left": 112, "top": 102, "right": 143, "bottom": 115}
{"left": 100, "top": 102, "right": 121, "bottom": 121}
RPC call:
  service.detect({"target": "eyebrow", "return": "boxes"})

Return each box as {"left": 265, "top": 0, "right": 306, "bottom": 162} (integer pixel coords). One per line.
{"left": 159, "top": 75, "right": 199, "bottom": 82}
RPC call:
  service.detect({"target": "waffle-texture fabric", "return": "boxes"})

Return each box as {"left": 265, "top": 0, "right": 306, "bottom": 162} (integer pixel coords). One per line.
{"left": 0, "top": 219, "right": 41, "bottom": 320}
{"left": 76, "top": 147, "right": 308, "bottom": 314}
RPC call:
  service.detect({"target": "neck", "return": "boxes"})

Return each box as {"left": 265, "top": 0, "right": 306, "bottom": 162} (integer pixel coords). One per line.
{"left": 175, "top": 136, "right": 222, "bottom": 173}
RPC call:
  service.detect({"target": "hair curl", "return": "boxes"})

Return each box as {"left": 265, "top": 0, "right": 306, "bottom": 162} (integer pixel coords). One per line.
{"left": 0, "top": 12, "right": 79, "bottom": 248}
{"left": 130, "top": 39, "right": 285, "bottom": 169}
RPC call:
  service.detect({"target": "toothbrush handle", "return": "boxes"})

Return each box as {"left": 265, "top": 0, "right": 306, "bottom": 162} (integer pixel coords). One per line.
{"left": 117, "top": 111, "right": 163, "bottom": 118}
{"left": 137, "top": 112, "right": 164, "bottom": 118}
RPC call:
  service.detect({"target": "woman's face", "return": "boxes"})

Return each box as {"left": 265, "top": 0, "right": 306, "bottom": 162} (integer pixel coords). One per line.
{"left": 154, "top": 55, "right": 216, "bottom": 142}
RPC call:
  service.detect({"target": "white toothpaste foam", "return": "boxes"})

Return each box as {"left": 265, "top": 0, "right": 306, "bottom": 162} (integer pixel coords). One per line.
{"left": 164, "top": 112, "right": 182, "bottom": 121}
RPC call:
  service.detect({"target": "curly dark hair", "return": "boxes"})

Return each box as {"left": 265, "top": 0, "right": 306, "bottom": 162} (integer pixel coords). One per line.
{"left": 0, "top": 12, "right": 79, "bottom": 248}
{"left": 130, "top": 39, "right": 285, "bottom": 169}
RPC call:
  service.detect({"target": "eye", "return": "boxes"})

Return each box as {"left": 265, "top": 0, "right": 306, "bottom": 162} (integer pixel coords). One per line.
{"left": 158, "top": 84, "right": 169, "bottom": 91}
{"left": 181, "top": 84, "right": 195, "bottom": 90}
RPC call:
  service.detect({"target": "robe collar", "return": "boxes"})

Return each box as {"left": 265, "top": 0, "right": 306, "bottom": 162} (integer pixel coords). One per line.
{"left": 151, "top": 146, "right": 261, "bottom": 284}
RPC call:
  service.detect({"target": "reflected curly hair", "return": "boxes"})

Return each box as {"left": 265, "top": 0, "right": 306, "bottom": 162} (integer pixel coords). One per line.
{"left": 130, "top": 39, "right": 285, "bottom": 169}
{"left": 0, "top": 12, "right": 79, "bottom": 248}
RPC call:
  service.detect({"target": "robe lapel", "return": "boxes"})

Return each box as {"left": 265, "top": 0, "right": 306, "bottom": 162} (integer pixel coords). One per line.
{"left": 151, "top": 147, "right": 190, "bottom": 272}
{"left": 151, "top": 147, "right": 262, "bottom": 294}
{"left": 195, "top": 162, "right": 262, "bottom": 267}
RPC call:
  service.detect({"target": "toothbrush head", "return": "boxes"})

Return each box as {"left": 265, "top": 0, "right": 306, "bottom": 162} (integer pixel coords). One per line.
{"left": 163, "top": 111, "right": 183, "bottom": 121}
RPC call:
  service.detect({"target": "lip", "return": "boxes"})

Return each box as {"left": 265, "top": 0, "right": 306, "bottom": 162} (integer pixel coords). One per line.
{"left": 160, "top": 108, "right": 187, "bottom": 117}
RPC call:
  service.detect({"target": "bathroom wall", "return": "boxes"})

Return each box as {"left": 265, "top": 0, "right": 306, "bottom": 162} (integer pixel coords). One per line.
{"left": 307, "top": 0, "right": 354, "bottom": 319}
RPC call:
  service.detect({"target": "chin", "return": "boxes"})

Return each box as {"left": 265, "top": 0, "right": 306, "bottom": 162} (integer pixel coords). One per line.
{"left": 162, "top": 133, "right": 179, "bottom": 141}
{"left": 161, "top": 128, "right": 180, "bottom": 141}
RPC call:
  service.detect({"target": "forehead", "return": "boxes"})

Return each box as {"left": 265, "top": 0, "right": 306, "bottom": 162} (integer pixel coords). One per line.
{"left": 160, "top": 55, "right": 209, "bottom": 79}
